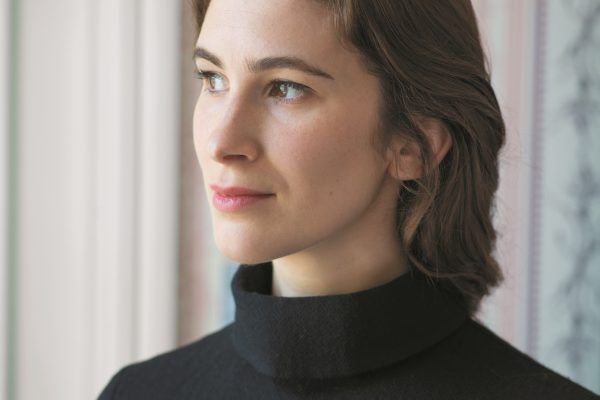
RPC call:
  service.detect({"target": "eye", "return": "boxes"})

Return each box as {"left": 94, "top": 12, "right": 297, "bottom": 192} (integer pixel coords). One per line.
{"left": 268, "top": 81, "right": 307, "bottom": 103}
{"left": 193, "top": 70, "right": 227, "bottom": 93}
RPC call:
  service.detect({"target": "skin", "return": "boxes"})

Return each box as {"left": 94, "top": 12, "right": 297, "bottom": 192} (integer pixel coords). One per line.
{"left": 193, "top": 0, "right": 449, "bottom": 297}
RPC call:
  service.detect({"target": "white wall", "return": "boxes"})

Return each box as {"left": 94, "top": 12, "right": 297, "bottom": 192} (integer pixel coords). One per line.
{"left": 2, "top": 0, "right": 181, "bottom": 399}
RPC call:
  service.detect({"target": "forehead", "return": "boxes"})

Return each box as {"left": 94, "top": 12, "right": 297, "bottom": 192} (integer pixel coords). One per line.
{"left": 196, "top": 0, "right": 343, "bottom": 68}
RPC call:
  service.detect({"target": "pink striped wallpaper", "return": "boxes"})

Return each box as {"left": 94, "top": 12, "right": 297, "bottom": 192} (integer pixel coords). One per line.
{"left": 473, "top": 0, "right": 599, "bottom": 393}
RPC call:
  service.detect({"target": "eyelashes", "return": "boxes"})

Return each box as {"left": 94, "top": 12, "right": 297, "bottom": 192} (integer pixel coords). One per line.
{"left": 194, "top": 70, "right": 227, "bottom": 92}
{"left": 193, "top": 69, "right": 309, "bottom": 104}
{"left": 267, "top": 81, "right": 307, "bottom": 103}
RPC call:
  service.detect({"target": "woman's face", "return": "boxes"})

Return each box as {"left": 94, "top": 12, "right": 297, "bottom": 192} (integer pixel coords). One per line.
{"left": 194, "top": 0, "right": 400, "bottom": 264}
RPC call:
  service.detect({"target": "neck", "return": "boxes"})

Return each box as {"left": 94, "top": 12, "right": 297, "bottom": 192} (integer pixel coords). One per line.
{"left": 271, "top": 197, "right": 407, "bottom": 297}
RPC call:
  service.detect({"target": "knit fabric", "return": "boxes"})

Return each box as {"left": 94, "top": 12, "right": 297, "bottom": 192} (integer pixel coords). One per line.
{"left": 98, "top": 263, "right": 599, "bottom": 399}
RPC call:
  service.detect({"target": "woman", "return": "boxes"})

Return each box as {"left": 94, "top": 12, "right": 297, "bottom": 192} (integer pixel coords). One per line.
{"left": 99, "top": 0, "right": 599, "bottom": 398}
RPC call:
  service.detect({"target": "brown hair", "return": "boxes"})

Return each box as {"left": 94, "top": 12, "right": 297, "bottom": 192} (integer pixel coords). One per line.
{"left": 190, "top": 0, "right": 505, "bottom": 316}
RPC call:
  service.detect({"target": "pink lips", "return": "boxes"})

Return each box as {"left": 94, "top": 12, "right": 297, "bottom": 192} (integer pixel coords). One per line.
{"left": 210, "top": 185, "right": 274, "bottom": 212}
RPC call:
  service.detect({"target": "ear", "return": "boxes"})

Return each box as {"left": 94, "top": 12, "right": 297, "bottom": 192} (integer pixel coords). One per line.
{"left": 386, "top": 116, "right": 453, "bottom": 181}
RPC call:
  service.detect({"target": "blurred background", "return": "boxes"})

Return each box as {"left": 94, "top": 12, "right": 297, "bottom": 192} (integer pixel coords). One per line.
{"left": 0, "top": 0, "right": 599, "bottom": 398}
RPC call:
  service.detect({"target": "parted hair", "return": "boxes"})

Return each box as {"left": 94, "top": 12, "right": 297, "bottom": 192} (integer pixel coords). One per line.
{"left": 190, "top": 0, "right": 506, "bottom": 316}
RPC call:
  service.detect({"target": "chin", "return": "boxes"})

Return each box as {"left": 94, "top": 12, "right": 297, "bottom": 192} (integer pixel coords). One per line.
{"left": 212, "top": 221, "right": 301, "bottom": 265}
{"left": 219, "top": 247, "right": 273, "bottom": 265}
{"left": 215, "top": 235, "right": 275, "bottom": 265}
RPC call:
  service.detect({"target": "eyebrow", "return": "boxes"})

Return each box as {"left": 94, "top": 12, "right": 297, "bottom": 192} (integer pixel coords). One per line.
{"left": 193, "top": 47, "right": 334, "bottom": 80}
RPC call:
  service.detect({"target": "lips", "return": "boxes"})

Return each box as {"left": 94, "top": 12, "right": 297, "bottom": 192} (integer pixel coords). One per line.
{"left": 210, "top": 185, "right": 274, "bottom": 212}
{"left": 209, "top": 185, "right": 272, "bottom": 196}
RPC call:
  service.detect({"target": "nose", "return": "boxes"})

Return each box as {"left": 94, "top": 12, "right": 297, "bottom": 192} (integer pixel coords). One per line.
{"left": 205, "top": 95, "right": 261, "bottom": 164}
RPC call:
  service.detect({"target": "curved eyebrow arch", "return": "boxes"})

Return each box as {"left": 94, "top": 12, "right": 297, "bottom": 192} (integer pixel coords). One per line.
{"left": 193, "top": 47, "right": 335, "bottom": 80}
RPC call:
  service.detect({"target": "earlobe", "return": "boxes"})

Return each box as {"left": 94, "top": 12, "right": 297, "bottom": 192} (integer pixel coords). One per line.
{"left": 386, "top": 116, "right": 453, "bottom": 181}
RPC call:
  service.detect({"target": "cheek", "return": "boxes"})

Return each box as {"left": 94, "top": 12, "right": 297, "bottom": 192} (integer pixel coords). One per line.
{"left": 276, "top": 111, "right": 381, "bottom": 204}
{"left": 192, "top": 100, "right": 204, "bottom": 160}
{"left": 192, "top": 98, "right": 216, "bottom": 175}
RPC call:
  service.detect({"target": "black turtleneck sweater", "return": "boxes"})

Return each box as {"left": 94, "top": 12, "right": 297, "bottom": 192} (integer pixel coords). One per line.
{"left": 98, "top": 263, "right": 598, "bottom": 399}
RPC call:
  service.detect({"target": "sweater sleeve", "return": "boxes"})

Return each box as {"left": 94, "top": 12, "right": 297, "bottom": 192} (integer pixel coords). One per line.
{"left": 97, "top": 367, "right": 127, "bottom": 400}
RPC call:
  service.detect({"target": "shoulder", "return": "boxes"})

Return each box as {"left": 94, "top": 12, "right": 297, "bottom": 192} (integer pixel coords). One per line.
{"left": 98, "top": 323, "right": 236, "bottom": 399}
{"left": 435, "top": 318, "right": 599, "bottom": 399}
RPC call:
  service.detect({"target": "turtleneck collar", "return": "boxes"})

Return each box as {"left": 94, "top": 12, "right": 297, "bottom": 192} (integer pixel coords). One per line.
{"left": 230, "top": 262, "right": 468, "bottom": 380}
